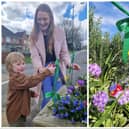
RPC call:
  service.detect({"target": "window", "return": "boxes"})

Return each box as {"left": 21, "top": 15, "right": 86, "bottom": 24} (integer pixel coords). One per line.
{"left": 6, "top": 37, "right": 11, "bottom": 43}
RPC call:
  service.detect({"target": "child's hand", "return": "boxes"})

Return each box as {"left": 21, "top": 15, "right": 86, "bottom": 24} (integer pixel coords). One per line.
{"left": 47, "top": 64, "right": 56, "bottom": 75}
{"left": 33, "top": 92, "right": 39, "bottom": 97}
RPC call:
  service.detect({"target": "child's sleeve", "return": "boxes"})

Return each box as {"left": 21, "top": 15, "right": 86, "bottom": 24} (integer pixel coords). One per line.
{"left": 10, "top": 68, "right": 51, "bottom": 90}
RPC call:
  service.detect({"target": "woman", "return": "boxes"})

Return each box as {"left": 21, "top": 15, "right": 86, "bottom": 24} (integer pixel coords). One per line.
{"left": 29, "top": 3, "right": 80, "bottom": 109}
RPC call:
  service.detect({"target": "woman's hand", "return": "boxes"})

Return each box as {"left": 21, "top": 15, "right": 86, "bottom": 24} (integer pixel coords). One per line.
{"left": 72, "top": 63, "right": 80, "bottom": 70}
{"left": 67, "top": 63, "right": 80, "bottom": 70}
{"left": 38, "top": 64, "right": 56, "bottom": 75}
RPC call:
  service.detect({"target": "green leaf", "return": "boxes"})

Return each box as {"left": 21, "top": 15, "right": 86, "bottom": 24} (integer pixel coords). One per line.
{"left": 122, "top": 104, "right": 129, "bottom": 118}
{"left": 120, "top": 117, "right": 127, "bottom": 126}
{"left": 105, "top": 119, "right": 112, "bottom": 127}
{"left": 115, "top": 113, "right": 127, "bottom": 127}
{"left": 94, "top": 101, "right": 116, "bottom": 127}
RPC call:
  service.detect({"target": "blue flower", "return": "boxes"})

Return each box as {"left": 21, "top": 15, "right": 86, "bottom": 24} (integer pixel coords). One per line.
{"left": 109, "top": 83, "right": 117, "bottom": 91}
{"left": 52, "top": 108, "right": 57, "bottom": 113}
{"left": 84, "top": 112, "right": 87, "bottom": 116}
{"left": 73, "top": 99, "right": 79, "bottom": 106}
{"left": 64, "top": 112, "right": 69, "bottom": 118}
{"left": 76, "top": 106, "right": 81, "bottom": 111}
{"left": 59, "top": 113, "right": 64, "bottom": 118}
{"left": 51, "top": 79, "right": 87, "bottom": 126}
{"left": 65, "top": 95, "right": 70, "bottom": 100}
{"left": 58, "top": 106, "right": 65, "bottom": 110}
{"left": 75, "top": 91, "right": 80, "bottom": 96}
{"left": 55, "top": 114, "right": 60, "bottom": 118}
{"left": 80, "top": 101, "right": 84, "bottom": 109}
{"left": 71, "top": 109, "right": 76, "bottom": 113}
{"left": 61, "top": 98, "right": 66, "bottom": 104}
{"left": 65, "top": 99, "right": 70, "bottom": 105}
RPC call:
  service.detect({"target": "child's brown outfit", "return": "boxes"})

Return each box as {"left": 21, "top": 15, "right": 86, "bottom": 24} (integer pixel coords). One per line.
{"left": 6, "top": 69, "right": 50, "bottom": 125}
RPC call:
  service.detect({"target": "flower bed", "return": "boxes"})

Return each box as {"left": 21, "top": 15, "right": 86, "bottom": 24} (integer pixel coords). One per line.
{"left": 89, "top": 63, "right": 129, "bottom": 127}
{"left": 50, "top": 77, "right": 87, "bottom": 126}
{"left": 32, "top": 84, "right": 86, "bottom": 127}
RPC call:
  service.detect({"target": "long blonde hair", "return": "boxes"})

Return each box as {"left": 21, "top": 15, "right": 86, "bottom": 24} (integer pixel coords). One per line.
{"left": 30, "top": 4, "right": 55, "bottom": 54}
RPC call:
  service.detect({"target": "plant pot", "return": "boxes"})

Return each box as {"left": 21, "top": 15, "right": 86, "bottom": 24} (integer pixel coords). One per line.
{"left": 32, "top": 85, "right": 85, "bottom": 127}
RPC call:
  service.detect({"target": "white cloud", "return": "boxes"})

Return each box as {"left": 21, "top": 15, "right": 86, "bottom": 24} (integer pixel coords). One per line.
{"left": 94, "top": 13, "right": 120, "bottom": 28}
{"left": 2, "top": 1, "right": 87, "bottom": 36}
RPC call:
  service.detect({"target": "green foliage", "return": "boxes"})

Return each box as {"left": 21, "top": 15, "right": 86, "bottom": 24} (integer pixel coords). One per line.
{"left": 89, "top": 5, "right": 124, "bottom": 81}
{"left": 59, "top": 20, "right": 82, "bottom": 51}
{"left": 89, "top": 5, "right": 129, "bottom": 127}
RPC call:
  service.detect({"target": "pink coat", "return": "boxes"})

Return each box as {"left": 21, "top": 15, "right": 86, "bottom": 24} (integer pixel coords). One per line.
{"left": 29, "top": 26, "right": 70, "bottom": 103}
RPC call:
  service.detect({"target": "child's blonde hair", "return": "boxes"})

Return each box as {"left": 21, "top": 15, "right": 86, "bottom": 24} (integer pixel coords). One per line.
{"left": 5, "top": 52, "right": 25, "bottom": 73}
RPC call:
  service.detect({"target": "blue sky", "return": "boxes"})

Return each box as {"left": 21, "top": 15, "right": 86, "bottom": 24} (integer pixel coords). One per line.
{"left": 89, "top": 2, "right": 129, "bottom": 38}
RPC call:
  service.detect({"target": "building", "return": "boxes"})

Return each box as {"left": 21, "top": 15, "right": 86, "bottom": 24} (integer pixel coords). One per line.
{"left": 2, "top": 25, "right": 29, "bottom": 63}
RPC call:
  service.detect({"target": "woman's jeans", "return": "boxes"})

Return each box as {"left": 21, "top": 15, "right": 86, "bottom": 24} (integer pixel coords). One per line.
{"left": 41, "top": 63, "right": 63, "bottom": 109}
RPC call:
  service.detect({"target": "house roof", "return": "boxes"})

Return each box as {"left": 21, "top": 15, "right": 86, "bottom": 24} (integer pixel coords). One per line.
{"left": 2, "top": 25, "right": 27, "bottom": 39}
{"left": 2, "top": 25, "right": 14, "bottom": 37}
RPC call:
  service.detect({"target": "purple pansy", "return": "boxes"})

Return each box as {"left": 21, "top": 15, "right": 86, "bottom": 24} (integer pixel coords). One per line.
{"left": 77, "top": 79, "right": 85, "bottom": 86}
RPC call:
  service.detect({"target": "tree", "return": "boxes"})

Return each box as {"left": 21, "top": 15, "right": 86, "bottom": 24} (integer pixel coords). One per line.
{"left": 89, "top": 5, "right": 123, "bottom": 82}
{"left": 89, "top": 5, "right": 102, "bottom": 63}
{"left": 59, "top": 20, "right": 82, "bottom": 51}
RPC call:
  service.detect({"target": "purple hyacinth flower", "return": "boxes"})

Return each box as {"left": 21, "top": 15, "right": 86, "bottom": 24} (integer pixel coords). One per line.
{"left": 92, "top": 91, "right": 109, "bottom": 112}
{"left": 118, "top": 89, "right": 129, "bottom": 105}
{"left": 89, "top": 63, "right": 102, "bottom": 77}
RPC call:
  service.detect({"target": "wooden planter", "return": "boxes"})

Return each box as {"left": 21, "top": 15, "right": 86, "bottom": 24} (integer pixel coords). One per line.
{"left": 32, "top": 86, "right": 85, "bottom": 127}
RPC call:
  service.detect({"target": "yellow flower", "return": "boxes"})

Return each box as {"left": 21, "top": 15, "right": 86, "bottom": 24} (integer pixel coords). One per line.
{"left": 128, "top": 51, "right": 129, "bottom": 56}
{"left": 64, "top": 75, "right": 70, "bottom": 82}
